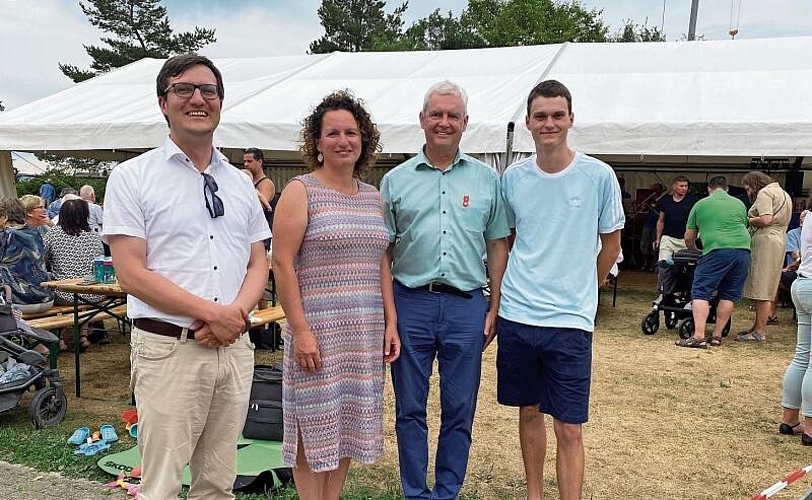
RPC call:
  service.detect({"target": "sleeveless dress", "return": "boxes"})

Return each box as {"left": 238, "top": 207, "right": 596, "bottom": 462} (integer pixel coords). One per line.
{"left": 282, "top": 174, "right": 390, "bottom": 472}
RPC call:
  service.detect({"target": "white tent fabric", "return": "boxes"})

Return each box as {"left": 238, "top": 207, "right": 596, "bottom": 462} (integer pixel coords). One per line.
{"left": 1, "top": 37, "right": 811, "bottom": 157}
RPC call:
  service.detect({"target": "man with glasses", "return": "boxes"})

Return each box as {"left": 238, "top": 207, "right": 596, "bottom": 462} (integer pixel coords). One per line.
{"left": 102, "top": 53, "right": 270, "bottom": 500}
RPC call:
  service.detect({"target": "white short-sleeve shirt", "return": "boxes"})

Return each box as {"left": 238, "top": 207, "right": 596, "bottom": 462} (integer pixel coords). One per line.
{"left": 102, "top": 137, "right": 271, "bottom": 327}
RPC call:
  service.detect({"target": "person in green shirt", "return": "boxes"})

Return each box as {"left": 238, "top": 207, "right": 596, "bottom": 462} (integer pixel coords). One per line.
{"left": 677, "top": 176, "right": 751, "bottom": 348}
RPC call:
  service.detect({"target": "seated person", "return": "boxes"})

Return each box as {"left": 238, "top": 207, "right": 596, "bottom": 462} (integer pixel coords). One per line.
{"left": 44, "top": 199, "right": 105, "bottom": 350}
{"left": 0, "top": 197, "right": 54, "bottom": 315}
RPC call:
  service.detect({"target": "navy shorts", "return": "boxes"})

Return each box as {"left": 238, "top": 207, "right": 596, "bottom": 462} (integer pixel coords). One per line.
{"left": 496, "top": 317, "right": 592, "bottom": 424}
{"left": 691, "top": 248, "right": 751, "bottom": 301}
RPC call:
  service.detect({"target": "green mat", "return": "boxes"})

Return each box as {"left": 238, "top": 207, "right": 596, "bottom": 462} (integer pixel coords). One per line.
{"left": 97, "top": 436, "right": 290, "bottom": 489}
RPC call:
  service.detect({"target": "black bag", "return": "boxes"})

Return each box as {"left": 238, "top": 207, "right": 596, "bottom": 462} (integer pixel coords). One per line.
{"left": 242, "top": 364, "right": 284, "bottom": 441}
{"left": 0, "top": 301, "right": 17, "bottom": 334}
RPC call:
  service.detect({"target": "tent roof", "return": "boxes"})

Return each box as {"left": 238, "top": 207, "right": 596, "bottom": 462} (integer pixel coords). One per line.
{"left": 1, "top": 37, "right": 811, "bottom": 156}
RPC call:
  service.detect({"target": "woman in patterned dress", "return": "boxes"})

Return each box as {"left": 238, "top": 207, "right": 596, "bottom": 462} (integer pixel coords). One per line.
{"left": 273, "top": 90, "right": 400, "bottom": 499}
{"left": 44, "top": 199, "right": 104, "bottom": 350}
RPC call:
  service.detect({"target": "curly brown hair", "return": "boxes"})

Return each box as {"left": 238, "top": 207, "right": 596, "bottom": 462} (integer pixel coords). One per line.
{"left": 742, "top": 171, "right": 775, "bottom": 200}
{"left": 300, "top": 90, "right": 381, "bottom": 179}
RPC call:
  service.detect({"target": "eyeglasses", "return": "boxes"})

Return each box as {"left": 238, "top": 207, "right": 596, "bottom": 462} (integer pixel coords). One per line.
{"left": 164, "top": 83, "right": 220, "bottom": 100}
{"left": 202, "top": 173, "right": 224, "bottom": 218}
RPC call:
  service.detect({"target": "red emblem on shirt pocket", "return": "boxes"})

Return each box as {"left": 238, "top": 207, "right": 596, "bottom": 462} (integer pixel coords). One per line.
{"left": 462, "top": 195, "right": 470, "bottom": 207}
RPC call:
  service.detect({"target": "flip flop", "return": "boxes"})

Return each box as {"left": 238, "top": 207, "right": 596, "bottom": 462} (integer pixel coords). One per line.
{"left": 735, "top": 331, "right": 765, "bottom": 342}
{"left": 74, "top": 441, "right": 111, "bottom": 456}
{"left": 100, "top": 424, "right": 119, "bottom": 442}
{"left": 67, "top": 426, "right": 91, "bottom": 445}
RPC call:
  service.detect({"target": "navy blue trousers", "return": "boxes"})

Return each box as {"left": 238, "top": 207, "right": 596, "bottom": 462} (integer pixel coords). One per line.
{"left": 391, "top": 280, "right": 487, "bottom": 500}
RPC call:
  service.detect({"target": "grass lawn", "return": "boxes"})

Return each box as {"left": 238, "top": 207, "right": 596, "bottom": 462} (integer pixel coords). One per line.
{"left": 1, "top": 270, "right": 810, "bottom": 499}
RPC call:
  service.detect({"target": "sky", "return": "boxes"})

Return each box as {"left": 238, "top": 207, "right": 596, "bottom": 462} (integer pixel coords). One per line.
{"left": 1, "top": 0, "right": 811, "bottom": 111}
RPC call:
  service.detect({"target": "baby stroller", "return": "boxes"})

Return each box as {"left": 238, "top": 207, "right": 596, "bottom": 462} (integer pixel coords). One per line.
{"left": 640, "top": 248, "right": 732, "bottom": 339}
{"left": 0, "top": 305, "right": 67, "bottom": 428}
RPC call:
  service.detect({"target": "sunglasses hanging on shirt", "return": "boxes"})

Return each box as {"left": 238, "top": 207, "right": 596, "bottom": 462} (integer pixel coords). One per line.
{"left": 202, "top": 172, "right": 224, "bottom": 218}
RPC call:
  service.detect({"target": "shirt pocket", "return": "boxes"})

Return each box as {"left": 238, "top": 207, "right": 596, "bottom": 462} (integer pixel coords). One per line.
{"left": 456, "top": 197, "right": 489, "bottom": 233}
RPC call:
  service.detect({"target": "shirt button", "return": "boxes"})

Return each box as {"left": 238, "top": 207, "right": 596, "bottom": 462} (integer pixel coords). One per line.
{"left": 442, "top": 191, "right": 446, "bottom": 194}
{"left": 209, "top": 235, "right": 214, "bottom": 240}
{"left": 441, "top": 273, "right": 446, "bottom": 276}
{"left": 214, "top": 297, "right": 218, "bottom": 302}
{"left": 443, "top": 252, "right": 447, "bottom": 255}
{"left": 442, "top": 211, "right": 446, "bottom": 214}
{"left": 213, "top": 266, "right": 218, "bottom": 270}
{"left": 443, "top": 230, "right": 446, "bottom": 234}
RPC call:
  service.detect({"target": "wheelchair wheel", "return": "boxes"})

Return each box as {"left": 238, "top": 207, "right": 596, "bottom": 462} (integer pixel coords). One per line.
{"left": 665, "top": 311, "right": 678, "bottom": 329}
{"left": 29, "top": 386, "right": 67, "bottom": 429}
{"left": 641, "top": 312, "right": 659, "bottom": 335}
{"left": 678, "top": 318, "right": 695, "bottom": 339}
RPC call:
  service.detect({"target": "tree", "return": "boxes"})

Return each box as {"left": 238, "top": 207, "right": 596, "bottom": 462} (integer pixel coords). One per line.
{"left": 610, "top": 18, "right": 666, "bottom": 43}
{"left": 59, "top": 0, "right": 216, "bottom": 83}
{"left": 402, "top": 9, "right": 487, "bottom": 50}
{"left": 309, "top": 0, "right": 409, "bottom": 53}
{"left": 463, "top": 0, "right": 610, "bottom": 47}
{"left": 0, "top": 101, "right": 4, "bottom": 112}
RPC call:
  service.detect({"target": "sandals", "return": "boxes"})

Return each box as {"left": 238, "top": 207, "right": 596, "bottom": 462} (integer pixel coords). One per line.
{"left": 780, "top": 422, "right": 804, "bottom": 435}
{"left": 767, "top": 316, "right": 780, "bottom": 325}
{"left": 735, "top": 331, "right": 765, "bottom": 342}
{"left": 675, "top": 337, "right": 708, "bottom": 349}
{"left": 710, "top": 337, "right": 723, "bottom": 347}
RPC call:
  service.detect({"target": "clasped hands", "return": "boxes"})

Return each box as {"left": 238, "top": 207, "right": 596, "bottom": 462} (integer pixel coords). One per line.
{"left": 189, "top": 303, "right": 251, "bottom": 348}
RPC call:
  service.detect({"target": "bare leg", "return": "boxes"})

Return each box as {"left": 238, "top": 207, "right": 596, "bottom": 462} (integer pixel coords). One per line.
{"left": 710, "top": 300, "right": 734, "bottom": 339}
{"left": 293, "top": 431, "right": 325, "bottom": 500}
{"left": 754, "top": 299, "right": 771, "bottom": 336}
{"left": 322, "top": 457, "right": 351, "bottom": 500}
{"left": 771, "top": 294, "right": 779, "bottom": 320}
{"left": 552, "top": 419, "right": 584, "bottom": 500}
{"left": 691, "top": 299, "right": 710, "bottom": 341}
{"left": 519, "top": 406, "right": 546, "bottom": 500}
{"left": 805, "top": 416, "right": 812, "bottom": 439}
{"left": 783, "top": 407, "right": 801, "bottom": 427}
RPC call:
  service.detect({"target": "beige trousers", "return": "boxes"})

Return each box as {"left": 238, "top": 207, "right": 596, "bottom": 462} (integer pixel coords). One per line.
{"left": 130, "top": 326, "right": 254, "bottom": 500}
{"left": 658, "top": 235, "right": 688, "bottom": 262}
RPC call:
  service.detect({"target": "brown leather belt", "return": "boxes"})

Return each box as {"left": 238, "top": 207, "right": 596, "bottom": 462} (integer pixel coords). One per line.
{"left": 133, "top": 318, "right": 196, "bottom": 339}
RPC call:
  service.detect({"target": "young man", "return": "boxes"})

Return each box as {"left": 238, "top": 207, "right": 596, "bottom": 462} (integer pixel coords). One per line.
{"left": 103, "top": 53, "right": 270, "bottom": 500}
{"left": 381, "top": 81, "right": 510, "bottom": 500}
{"left": 243, "top": 146, "right": 275, "bottom": 246}
{"left": 497, "top": 80, "right": 624, "bottom": 500}
{"left": 677, "top": 176, "right": 751, "bottom": 348}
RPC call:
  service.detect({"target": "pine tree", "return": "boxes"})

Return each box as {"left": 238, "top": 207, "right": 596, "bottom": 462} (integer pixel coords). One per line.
{"left": 59, "top": 0, "right": 216, "bottom": 83}
{"left": 309, "top": 0, "right": 409, "bottom": 53}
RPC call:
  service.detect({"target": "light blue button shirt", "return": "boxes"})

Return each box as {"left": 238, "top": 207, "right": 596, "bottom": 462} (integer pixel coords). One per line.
{"left": 380, "top": 148, "right": 510, "bottom": 291}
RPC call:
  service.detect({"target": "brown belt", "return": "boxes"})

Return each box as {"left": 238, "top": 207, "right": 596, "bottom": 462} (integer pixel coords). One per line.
{"left": 133, "top": 318, "right": 196, "bottom": 339}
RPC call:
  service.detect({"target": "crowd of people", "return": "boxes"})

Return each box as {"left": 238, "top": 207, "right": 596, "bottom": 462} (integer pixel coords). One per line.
{"left": 5, "top": 50, "right": 810, "bottom": 499}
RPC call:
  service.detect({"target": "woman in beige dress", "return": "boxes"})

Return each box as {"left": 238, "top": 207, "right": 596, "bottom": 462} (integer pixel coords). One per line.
{"left": 738, "top": 171, "right": 792, "bottom": 341}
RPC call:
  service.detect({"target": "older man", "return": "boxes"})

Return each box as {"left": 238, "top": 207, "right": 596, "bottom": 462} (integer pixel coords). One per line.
{"left": 103, "top": 53, "right": 270, "bottom": 500}
{"left": 79, "top": 185, "right": 104, "bottom": 233}
{"left": 381, "top": 81, "right": 510, "bottom": 500}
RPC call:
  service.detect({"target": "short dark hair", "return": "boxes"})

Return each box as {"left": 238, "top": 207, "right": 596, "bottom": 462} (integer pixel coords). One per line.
{"left": 156, "top": 53, "right": 224, "bottom": 101}
{"left": 300, "top": 89, "right": 381, "bottom": 179}
{"left": 708, "top": 176, "right": 728, "bottom": 190}
{"left": 672, "top": 175, "right": 689, "bottom": 185}
{"left": 0, "top": 197, "right": 25, "bottom": 225}
{"left": 58, "top": 199, "right": 90, "bottom": 237}
{"left": 244, "top": 147, "right": 264, "bottom": 161}
{"left": 526, "top": 79, "right": 572, "bottom": 115}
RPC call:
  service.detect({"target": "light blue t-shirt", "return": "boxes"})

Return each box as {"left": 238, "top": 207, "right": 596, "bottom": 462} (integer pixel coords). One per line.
{"left": 499, "top": 153, "right": 625, "bottom": 332}
{"left": 786, "top": 227, "right": 801, "bottom": 266}
{"left": 381, "top": 148, "right": 511, "bottom": 291}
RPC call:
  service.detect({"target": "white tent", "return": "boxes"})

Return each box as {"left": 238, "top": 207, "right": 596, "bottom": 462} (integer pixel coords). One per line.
{"left": 1, "top": 36, "right": 811, "bottom": 195}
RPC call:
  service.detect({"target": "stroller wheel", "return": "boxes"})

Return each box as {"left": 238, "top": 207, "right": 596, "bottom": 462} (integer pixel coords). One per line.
{"left": 641, "top": 312, "right": 660, "bottom": 335}
{"left": 678, "top": 318, "right": 695, "bottom": 339}
{"left": 665, "top": 311, "right": 678, "bottom": 329}
{"left": 29, "top": 386, "right": 67, "bottom": 429}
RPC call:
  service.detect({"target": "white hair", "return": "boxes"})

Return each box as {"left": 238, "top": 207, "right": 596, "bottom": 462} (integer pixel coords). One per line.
{"left": 79, "top": 185, "right": 95, "bottom": 200}
{"left": 422, "top": 81, "right": 468, "bottom": 115}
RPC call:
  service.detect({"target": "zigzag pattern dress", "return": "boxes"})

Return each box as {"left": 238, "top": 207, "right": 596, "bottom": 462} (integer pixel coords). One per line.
{"left": 282, "top": 174, "right": 389, "bottom": 472}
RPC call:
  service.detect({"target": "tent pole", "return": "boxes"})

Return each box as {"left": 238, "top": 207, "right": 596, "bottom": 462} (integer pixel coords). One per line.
{"left": 0, "top": 151, "right": 16, "bottom": 198}
{"left": 503, "top": 122, "right": 515, "bottom": 174}
{"left": 688, "top": 0, "right": 700, "bottom": 41}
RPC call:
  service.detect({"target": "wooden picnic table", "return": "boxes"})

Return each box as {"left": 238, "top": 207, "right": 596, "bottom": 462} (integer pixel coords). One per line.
{"left": 40, "top": 278, "right": 128, "bottom": 398}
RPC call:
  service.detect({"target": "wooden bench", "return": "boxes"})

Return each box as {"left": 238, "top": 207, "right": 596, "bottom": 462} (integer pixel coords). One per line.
{"left": 26, "top": 304, "right": 129, "bottom": 331}
{"left": 22, "top": 304, "right": 95, "bottom": 320}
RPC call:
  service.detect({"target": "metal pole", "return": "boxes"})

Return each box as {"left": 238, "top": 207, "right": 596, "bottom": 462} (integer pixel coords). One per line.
{"left": 688, "top": 0, "right": 699, "bottom": 40}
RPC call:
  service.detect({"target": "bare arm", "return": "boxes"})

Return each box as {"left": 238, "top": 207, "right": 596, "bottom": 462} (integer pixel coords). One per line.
{"left": 381, "top": 246, "right": 400, "bottom": 363}
{"left": 271, "top": 180, "right": 322, "bottom": 372}
{"left": 257, "top": 178, "right": 275, "bottom": 212}
{"left": 597, "top": 230, "right": 622, "bottom": 286}
{"left": 749, "top": 214, "right": 775, "bottom": 227}
{"left": 684, "top": 228, "right": 698, "bottom": 250}
{"left": 108, "top": 234, "right": 249, "bottom": 343}
{"left": 654, "top": 212, "right": 665, "bottom": 249}
{"left": 483, "top": 237, "right": 509, "bottom": 350}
